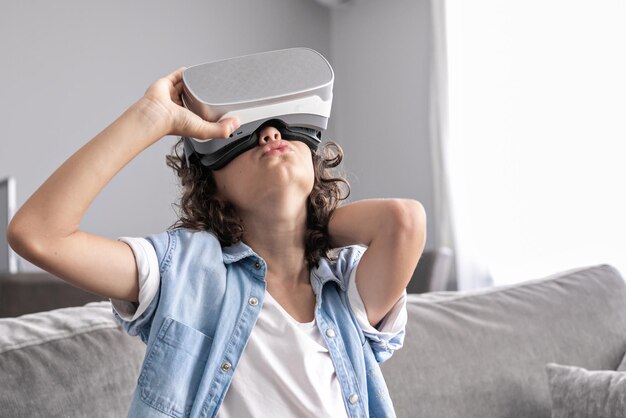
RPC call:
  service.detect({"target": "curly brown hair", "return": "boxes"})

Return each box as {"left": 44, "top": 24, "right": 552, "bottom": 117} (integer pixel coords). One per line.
{"left": 165, "top": 138, "right": 350, "bottom": 268}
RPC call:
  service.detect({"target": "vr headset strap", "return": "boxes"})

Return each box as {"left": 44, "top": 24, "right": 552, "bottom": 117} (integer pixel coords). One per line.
{"left": 182, "top": 125, "right": 321, "bottom": 170}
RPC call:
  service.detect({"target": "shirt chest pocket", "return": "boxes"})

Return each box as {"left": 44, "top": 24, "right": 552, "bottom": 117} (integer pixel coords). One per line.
{"left": 138, "top": 317, "right": 214, "bottom": 418}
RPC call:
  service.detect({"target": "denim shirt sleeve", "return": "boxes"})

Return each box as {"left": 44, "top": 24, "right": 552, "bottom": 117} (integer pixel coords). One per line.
{"left": 110, "top": 230, "right": 171, "bottom": 344}
{"left": 336, "top": 245, "right": 408, "bottom": 363}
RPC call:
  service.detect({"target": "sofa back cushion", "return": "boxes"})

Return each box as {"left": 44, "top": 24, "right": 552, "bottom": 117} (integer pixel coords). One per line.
{"left": 0, "top": 302, "right": 145, "bottom": 418}
{"left": 380, "top": 264, "right": 626, "bottom": 418}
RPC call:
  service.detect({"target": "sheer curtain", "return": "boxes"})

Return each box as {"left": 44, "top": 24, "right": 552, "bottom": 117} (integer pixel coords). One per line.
{"left": 434, "top": 0, "right": 626, "bottom": 289}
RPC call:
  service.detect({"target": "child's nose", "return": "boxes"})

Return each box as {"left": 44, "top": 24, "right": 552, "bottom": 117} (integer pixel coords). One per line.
{"left": 258, "top": 126, "right": 282, "bottom": 145}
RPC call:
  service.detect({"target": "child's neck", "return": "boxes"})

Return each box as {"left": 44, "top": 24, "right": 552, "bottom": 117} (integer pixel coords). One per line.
{"left": 241, "top": 212, "right": 309, "bottom": 287}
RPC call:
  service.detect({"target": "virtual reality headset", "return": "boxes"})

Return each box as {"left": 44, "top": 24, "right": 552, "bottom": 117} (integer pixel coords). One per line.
{"left": 181, "top": 47, "right": 334, "bottom": 169}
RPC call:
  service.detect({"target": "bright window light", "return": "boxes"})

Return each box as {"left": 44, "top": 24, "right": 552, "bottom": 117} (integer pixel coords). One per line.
{"left": 445, "top": 0, "right": 626, "bottom": 285}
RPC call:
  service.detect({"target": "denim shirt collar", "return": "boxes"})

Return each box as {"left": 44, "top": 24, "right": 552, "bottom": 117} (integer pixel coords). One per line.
{"left": 311, "top": 259, "right": 346, "bottom": 294}
{"left": 221, "top": 241, "right": 346, "bottom": 295}
{"left": 221, "top": 241, "right": 256, "bottom": 264}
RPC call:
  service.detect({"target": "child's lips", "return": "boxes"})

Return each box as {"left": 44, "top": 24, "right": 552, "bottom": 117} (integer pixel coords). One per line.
{"left": 262, "top": 141, "right": 291, "bottom": 156}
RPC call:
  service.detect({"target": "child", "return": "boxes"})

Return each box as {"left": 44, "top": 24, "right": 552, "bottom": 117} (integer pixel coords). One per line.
{"left": 8, "top": 66, "right": 426, "bottom": 417}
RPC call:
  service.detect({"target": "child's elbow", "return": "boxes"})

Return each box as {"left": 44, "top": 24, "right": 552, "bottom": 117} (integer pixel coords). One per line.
{"left": 7, "top": 214, "right": 42, "bottom": 262}
{"left": 387, "top": 199, "right": 427, "bottom": 240}
{"left": 390, "top": 200, "right": 427, "bottom": 271}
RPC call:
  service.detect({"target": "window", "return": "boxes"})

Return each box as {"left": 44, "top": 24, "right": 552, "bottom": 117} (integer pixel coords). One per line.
{"left": 444, "top": 1, "right": 626, "bottom": 285}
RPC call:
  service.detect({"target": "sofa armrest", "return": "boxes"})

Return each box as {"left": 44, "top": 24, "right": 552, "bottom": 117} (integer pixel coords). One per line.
{"left": 0, "top": 301, "right": 144, "bottom": 417}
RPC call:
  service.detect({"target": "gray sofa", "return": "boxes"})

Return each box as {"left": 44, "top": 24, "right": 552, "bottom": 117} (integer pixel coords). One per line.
{"left": 1, "top": 264, "right": 625, "bottom": 417}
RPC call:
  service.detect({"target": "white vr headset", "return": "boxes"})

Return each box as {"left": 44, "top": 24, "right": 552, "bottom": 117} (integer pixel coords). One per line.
{"left": 181, "top": 47, "right": 334, "bottom": 169}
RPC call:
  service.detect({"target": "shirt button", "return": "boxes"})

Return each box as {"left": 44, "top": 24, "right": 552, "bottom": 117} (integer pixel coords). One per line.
{"left": 248, "top": 297, "right": 258, "bottom": 306}
{"left": 349, "top": 394, "right": 359, "bottom": 404}
{"left": 326, "top": 328, "right": 336, "bottom": 338}
{"left": 221, "top": 361, "right": 232, "bottom": 372}
{"left": 254, "top": 261, "right": 262, "bottom": 270}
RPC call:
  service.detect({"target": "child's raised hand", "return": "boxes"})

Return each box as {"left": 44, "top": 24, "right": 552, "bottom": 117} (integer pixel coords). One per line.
{"left": 8, "top": 66, "right": 244, "bottom": 305}
{"left": 140, "top": 67, "right": 240, "bottom": 140}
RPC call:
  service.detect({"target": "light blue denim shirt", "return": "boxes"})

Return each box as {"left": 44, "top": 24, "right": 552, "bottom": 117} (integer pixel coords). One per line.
{"left": 113, "top": 228, "right": 405, "bottom": 418}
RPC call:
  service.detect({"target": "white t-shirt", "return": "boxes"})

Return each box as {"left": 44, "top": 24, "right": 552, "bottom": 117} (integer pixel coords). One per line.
{"left": 111, "top": 237, "right": 407, "bottom": 418}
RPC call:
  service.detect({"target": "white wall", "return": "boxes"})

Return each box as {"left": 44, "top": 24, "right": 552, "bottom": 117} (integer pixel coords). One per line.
{"left": 329, "top": 0, "right": 438, "bottom": 249}
{"left": 0, "top": 0, "right": 331, "bottom": 270}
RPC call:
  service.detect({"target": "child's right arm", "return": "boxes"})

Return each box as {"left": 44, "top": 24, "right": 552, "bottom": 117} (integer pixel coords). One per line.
{"left": 7, "top": 68, "right": 239, "bottom": 303}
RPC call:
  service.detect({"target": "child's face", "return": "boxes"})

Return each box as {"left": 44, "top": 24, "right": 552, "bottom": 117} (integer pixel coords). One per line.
{"left": 212, "top": 125, "right": 315, "bottom": 213}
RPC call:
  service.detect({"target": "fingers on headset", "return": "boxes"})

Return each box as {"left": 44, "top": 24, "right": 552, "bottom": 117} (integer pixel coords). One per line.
{"left": 217, "top": 118, "right": 240, "bottom": 138}
{"left": 188, "top": 115, "right": 237, "bottom": 140}
{"left": 167, "top": 67, "right": 186, "bottom": 84}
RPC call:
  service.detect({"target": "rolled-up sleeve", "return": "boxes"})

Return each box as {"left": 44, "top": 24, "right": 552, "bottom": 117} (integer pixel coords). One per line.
{"left": 110, "top": 237, "right": 161, "bottom": 344}
{"left": 347, "top": 264, "right": 408, "bottom": 363}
